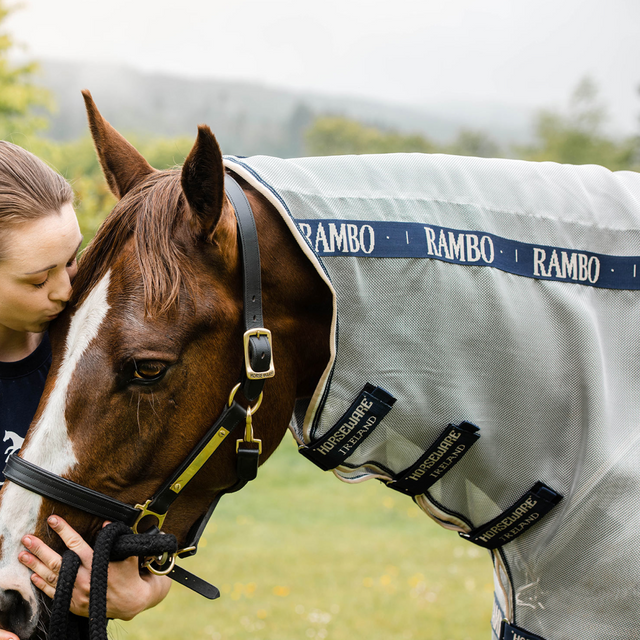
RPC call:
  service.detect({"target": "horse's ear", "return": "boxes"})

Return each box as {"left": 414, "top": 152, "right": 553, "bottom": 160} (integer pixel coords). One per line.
{"left": 82, "top": 90, "right": 156, "bottom": 199}
{"left": 181, "top": 125, "right": 227, "bottom": 238}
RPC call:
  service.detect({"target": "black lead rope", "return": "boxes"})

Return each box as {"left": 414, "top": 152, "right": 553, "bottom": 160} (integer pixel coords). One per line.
{"left": 49, "top": 522, "right": 179, "bottom": 640}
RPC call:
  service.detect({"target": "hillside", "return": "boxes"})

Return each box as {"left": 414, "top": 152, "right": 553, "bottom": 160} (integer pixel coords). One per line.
{"left": 37, "top": 59, "right": 533, "bottom": 157}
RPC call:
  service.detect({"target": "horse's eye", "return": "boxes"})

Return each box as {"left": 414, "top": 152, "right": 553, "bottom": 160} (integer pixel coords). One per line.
{"left": 131, "top": 362, "right": 167, "bottom": 385}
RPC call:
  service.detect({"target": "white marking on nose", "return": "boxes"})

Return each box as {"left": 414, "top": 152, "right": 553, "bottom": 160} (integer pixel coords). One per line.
{"left": 0, "top": 271, "right": 111, "bottom": 603}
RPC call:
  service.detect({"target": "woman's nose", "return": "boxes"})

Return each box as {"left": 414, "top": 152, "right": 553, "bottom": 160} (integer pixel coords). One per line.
{"left": 48, "top": 271, "right": 72, "bottom": 303}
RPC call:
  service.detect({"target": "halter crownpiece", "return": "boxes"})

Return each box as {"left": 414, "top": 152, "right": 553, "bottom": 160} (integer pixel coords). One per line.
{"left": 3, "top": 173, "right": 274, "bottom": 598}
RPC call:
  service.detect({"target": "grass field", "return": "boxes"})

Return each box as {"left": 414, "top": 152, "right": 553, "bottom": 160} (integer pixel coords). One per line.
{"left": 117, "top": 435, "right": 493, "bottom": 640}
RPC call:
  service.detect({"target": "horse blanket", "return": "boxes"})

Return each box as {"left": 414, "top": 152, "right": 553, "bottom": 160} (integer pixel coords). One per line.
{"left": 224, "top": 153, "right": 640, "bottom": 640}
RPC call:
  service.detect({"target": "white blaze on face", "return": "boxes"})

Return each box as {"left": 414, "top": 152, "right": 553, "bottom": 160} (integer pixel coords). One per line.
{"left": 0, "top": 271, "right": 111, "bottom": 603}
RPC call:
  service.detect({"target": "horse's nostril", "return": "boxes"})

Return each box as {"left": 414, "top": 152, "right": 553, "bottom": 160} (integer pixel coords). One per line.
{"left": 0, "top": 588, "right": 35, "bottom": 639}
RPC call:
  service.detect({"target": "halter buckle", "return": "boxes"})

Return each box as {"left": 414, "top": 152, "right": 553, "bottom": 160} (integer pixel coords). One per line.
{"left": 133, "top": 499, "right": 167, "bottom": 534}
{"left": 243, "top": 328, "right": 275, "bottom": 380}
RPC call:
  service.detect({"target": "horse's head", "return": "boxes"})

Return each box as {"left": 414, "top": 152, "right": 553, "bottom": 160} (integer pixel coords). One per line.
{"left": 0, "top": 92, "right": 331, "bottom": 638}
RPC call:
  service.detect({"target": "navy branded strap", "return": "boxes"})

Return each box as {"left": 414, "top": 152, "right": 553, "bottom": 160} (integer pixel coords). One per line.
{"left": 461, "top": 482, "right": 562, "bottom": 549}
{"left": 500, "top": 620, "right": 547, "bottom": 640}
{"left": 295, "top": 218, "right": 640, "bottom": 291}
{"left": 387, "top": 421, "right": 480, "bottom": 495}
{"left": 299, "top": 384, "right": 396, "bottom": 471}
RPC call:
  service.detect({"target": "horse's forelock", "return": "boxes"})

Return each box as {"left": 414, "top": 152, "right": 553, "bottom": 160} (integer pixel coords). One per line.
{"left": 72, "top": 170, "right": 199, "bottom": 317}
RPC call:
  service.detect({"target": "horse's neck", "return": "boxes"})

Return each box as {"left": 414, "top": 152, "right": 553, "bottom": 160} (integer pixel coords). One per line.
{"left": 249, "top": 182, "right": 332, "bottom": 399}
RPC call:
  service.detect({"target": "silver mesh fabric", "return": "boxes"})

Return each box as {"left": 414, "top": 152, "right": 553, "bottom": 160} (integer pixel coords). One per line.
{"left": 224, "top": 153, "right": 640, "bottom": 640}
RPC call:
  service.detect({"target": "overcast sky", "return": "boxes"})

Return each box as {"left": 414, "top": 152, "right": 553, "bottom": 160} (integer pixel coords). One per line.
{"left": 7, "top": 0, "right": 640, "bottom": 135}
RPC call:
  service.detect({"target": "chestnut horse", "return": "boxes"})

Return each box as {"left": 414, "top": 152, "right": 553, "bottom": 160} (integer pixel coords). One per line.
{"left": 2, "top": 92, "right": 640, "bottom": 640}
{"left": 0, "top": 93, "right": 331, "bottom": 639}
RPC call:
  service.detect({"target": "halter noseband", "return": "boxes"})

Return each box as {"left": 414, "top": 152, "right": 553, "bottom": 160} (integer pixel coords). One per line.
{"left": 3, "top": 174, "right": 274, "bottom": 598}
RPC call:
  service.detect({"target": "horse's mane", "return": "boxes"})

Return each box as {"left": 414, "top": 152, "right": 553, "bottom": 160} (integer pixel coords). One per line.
{"left": 71, "top": 170, "right": 196, "bottom": 316}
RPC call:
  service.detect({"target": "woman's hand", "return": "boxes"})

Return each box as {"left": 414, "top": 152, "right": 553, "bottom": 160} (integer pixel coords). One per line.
{"left": 18, "top": 515, "right": 171, "bottom": 621}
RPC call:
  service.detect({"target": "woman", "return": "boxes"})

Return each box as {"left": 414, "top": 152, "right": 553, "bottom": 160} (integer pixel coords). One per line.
{"left": 0, "top": 141, "right": 170, "bottom": 639}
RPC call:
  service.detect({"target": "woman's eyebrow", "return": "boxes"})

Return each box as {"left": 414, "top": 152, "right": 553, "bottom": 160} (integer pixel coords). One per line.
{"left": 24, "top": 237, "right": 84, "bottom": 275}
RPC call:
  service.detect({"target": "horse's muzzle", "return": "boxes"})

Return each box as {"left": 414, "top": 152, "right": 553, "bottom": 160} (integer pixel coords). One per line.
{"left": 0, "top": 585, "right": 38, "bottom": 639}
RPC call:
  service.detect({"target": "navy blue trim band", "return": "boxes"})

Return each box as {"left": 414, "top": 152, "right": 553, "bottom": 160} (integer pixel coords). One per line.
{"left": 295, "top": 218, "right": 640, "bottom": 290}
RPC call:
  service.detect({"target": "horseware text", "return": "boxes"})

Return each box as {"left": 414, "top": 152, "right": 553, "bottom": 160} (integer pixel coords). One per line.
{"left": 475, "top": 495, "right": 539, "bottom": 544}
{"left": 314, "top": 396, "right": 376, "bottom": 457}
{"left": 407, "top": 429, "right": 465, "bottom": 481}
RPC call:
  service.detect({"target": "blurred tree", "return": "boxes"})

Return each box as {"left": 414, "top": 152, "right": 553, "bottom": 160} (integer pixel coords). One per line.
{"left": 286, "top": 103, "right": 314, "bottom": 157}
{"left": 0, "top": 0, "right": 53, "bottom": 139}
{"left": 517, "top": 77, "right": 636, "bottom": 170}
{"left": 22, "top": 134, "right": 195, "bottom": 243}
{"left": 305, "top": 116, "right": 436, "bottom": 156}
{"left": 445, "top": 129, "right": 501, "bottom": 158}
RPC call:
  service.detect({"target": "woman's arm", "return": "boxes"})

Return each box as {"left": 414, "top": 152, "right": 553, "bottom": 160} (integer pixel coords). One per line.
{"left": 18, "top": 515, "right": 171, "bottom": 620}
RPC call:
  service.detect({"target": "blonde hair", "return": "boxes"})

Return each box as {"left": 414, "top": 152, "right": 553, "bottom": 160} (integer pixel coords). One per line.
{"left": 0, "top": 141, "right": 73, "bottom": 260}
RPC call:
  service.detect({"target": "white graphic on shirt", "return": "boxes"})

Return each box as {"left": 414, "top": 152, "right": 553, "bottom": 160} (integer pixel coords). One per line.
{"left": 3, "top": 430, "right": 24, "bottom": 462}
{"left": 0, "top": 431, "right": 25, "bottom": 487}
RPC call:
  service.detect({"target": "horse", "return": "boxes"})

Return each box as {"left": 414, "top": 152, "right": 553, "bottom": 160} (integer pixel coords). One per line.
{"left": 1, "top": 91, "right": 640, "bottom": 640}
{"left": 2, "top": 433, "right": 24, "bottom": 465}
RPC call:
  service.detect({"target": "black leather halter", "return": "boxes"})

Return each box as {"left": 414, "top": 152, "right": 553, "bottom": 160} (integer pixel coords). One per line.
{"left": 3, "top": 174, "right": 274, "bottom": 597}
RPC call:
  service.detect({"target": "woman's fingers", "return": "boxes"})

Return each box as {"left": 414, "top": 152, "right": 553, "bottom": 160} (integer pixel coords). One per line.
{"left": 46, "top": 516, "right": 93, "bottom": 565}
{"left": 19, "top": 534, "right": 62, "bottom": 599}
{"left": 19, "top": 516, "right": 94, "bottom": 609}
{"left": 18, "top": 549, "right": 58, "bottom": 587}
{"left": 28, "top": 568, "right": 57, "bottom": 600}
{"left": 20, "top": 535, "right": 62, "bottom": 577}
{"left": 17, "top": 516, "right": 171, "bottom": 621}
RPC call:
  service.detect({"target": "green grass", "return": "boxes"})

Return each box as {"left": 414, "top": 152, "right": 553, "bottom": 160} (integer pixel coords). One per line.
{"left": 116, "top": 436, "right": 493, "bottom": 640}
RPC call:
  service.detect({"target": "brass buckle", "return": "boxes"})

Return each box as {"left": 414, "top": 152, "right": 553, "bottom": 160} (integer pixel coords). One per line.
{"left": 243, "top": 328, "right": 275, "bottom": 380}
{"left": 236, "top": 392, "right": 263, "bottom": 454}
{"left": 133, "top": 499, "right": 167, "bottom": 534}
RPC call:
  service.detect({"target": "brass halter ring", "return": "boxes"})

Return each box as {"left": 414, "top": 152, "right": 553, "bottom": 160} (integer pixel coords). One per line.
{"left": 227, "top": 383, "right": 264, "bottom": 415}
{"left": 142, "top": 552, "right": 176, "bottom": 576}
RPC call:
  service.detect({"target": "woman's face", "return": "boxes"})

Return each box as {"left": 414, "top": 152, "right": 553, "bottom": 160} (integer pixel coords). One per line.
{"left": 0, "top": 203, "right": 83, "bottom": 334}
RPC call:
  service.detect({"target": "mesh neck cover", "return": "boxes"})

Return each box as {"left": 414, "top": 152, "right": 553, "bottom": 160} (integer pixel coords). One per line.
{"left": 225, "top": 153, "right": 640, "bottom": 639}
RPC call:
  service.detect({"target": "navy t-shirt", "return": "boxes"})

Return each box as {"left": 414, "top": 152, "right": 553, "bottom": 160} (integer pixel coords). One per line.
{"left": 0, "top": 334, "right": 51, "bottom": 484}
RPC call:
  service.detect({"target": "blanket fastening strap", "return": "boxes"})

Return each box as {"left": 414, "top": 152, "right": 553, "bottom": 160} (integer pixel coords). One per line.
{"left": 500, "top": 620, "right": 547, "bottom": 640}
{"left": 460, "top": 482, "right": 562, "bottom": 549}
{"left": 386, "top": 421, "right": 480, "bottom": 496}
{"left": 299, "top": 384, "right": 396, "bottom": 471}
